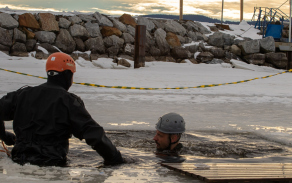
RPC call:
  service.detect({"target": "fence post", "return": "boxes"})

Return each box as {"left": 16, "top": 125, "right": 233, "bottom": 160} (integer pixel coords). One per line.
{"left": 134, "top": 25, "right": 146, "bottom": 69}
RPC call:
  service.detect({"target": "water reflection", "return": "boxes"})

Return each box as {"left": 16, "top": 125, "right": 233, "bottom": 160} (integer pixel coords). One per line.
{"left": 108, "top": 121, "right": 150, "bottom": 126}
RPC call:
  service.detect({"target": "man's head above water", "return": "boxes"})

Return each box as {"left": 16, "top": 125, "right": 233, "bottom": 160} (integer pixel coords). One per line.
{"left": 153, "top": 113, "right": 185, "bottom": 151}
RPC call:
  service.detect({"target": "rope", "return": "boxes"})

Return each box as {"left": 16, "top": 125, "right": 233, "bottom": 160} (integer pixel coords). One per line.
{"left": 0, "top": 68, "right": 291, "bottom": 90}
{"left": 277, "top": 0, "right": 288, "bottom": 10}
{"left": 0, "top": 141, "right": 11, "bottom": 157}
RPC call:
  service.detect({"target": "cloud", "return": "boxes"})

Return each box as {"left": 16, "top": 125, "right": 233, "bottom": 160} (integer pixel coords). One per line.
{"left": 0, "top": 3, "right": 59, "bottom": 12}
{"left": 0, "top": 0, "right": 289, "bottom": 21}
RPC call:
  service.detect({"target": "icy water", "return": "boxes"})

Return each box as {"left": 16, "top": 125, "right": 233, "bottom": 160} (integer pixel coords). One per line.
{"left": 1, "top": 89, "right": 292, "bottom": 182}
{"left": 1, "top": 130, "right": 292, "bottom": 183}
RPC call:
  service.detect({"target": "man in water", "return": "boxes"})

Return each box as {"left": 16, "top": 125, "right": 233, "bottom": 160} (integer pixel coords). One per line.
{"left": 153, "top": 113, "right": 186, "bottom": 156}
{"left": 0, "top": 52, "right": 124, "bottom": 166}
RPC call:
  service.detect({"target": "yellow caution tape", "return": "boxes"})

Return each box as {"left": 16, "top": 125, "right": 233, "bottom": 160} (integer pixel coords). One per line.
{"left": 0, "top": 68, "right": 291, "bottom": 90}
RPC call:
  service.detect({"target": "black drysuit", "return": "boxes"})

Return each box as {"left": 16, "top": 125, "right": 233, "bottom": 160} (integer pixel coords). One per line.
{"left": 0, "top": 82, "right": 123, "bottom": 166}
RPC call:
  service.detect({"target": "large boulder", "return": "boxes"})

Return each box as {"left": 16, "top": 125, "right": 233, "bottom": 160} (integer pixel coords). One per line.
{"left": 196, "top": 52, "right": 214, "bottom": 63}
{"left": 78, "top": 14, "right": 96, "bottom": 22}
{"left": 122, "top": 33, "right": 134, "bottom": 44}
{"left": 10, "top": 42, "right": 28, "bottom": 57}
{"left": 195, "top": 32, "right": 208, "bottom": 41}
{"left": 23, "top": 27, "right": 35, "bottom": 39}
{"left": 107, "top": 46, "right": 120, "bottom": 57}
{"left": 69, "top": 24, "right": 90, "bottom": 40}
{"left": 0, "top": 27, "right": 13, "bottom": 46}
{"left": 0, "top": 44, "right": 10, "bottom": 53}
{"left": 146, "top": 31, "right": 155, "bottom": 46}
{"left": 260, "top": 36, "right": 275, "bottom": 53}
{"left": 59, "top": 18, "right": 71, "bottom": 29}
{"left": 18, "top": 13, "right": 40, "bottom": 29}
{"left": 68, "top": 16, "right": 83, "bottom": 24}
{"left": 194, "top": 22, "right": 211, "bottom": 34}
{"left": 109, "top": 17, "right": 127, "bottom": 32}
{"left": 244, "top": 53, "right": 266, "bottom": 65}
{"left": 25, "top": 39, "right": 37, "bottom": 52}
{"left": 35, "top": 49, "right": 49, "bottom": 60}
{"left": 93, "top": 12, "right": 113, "bottom": 27}
{"left": 101, "top": 26, "right": 122, "bottom": 37}
{"left": 208, "top": 32, "right": 224, "bottom": 47}
{"left": 124, "top": 43, "right": 134, "bottom": 56}
{"left": 266, "top": 52, "right": 288, "bottom": 69}
{"left": 154, "top": 28, "right": 170, "bottom": 55}
{"left": 0, "top": 13, "right": 19, "bottom": 29}
{"left": 239, "top": 39, "right": 260, "bottom": 55}
{"left": 35, "top": 31, "right": 56, "bottom": 44}
{"left": 84, "top": 22, "right": 102, "bottom": 38}
{"left": 74, "top": 38, "right": 85, "bottom": 52}
{"left": 231, "top": 45, "right": 241, "bottom": 56}
{"left": 149, "top": 46, "right": 161, "bottom": 56}
{"left": 223, "top": 33, "right": 235, "bottom": 46}
{"left": 127, "top": 25, "right": 135, "bottom": 37}
{"left": 171, "top": 47, "right": 192, "bottom": 59}
{"left": 209, "top": 47, "right": 225, "bottom": 58}
{"left": 38, "top": 43, "right": 59, "bottom": 53}
{"left": 137, "top": 16, "right": 155, "bottom": 32}
{"left": 103, "top": 35, "right": 124, "bottom": 48}
{"left": 184, "top": 21, "right": 211, "bottom": 34}
{"left": 85, "top": 37, "right": 105, "bottom": 54}
{"left": 55, "top": 29, "right": 76, "bottom": 53}
{"left": 39, "top": 13, "right": 59, "bottom": 32}
{"left": 187, "top": 31, "right": 197, "bottom": 41}
{"left": 166, "top": 32, "right": 181, "bottom": 48}
{"left": 117, "top": 58, "right": 131, "bottom": 67}
{"left": 119, "top": 14, "right": 137, "bottom": 27}
{"left": 13, "top": 28, "right": 26, "bottom": 43}
{"left": 77, "top": 52, "right": 91, "bottom": 61}
{"left": 152, "top": 19, "right": 165, "bottom": 29}
{"left": 164, "top": 20, "right": 186, "bottom": 36}
{"left": 185, "top": 45, "right": 198, "bottom": 53}
{"left": 177, "top": 35, "right": 186, "bottom": 44}
{"left": 185, "top": 37, "right": 193, "bottom": 44}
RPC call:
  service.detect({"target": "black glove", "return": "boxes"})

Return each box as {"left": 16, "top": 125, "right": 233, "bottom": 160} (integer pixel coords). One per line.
{"left": 3, "top": 131, "right": 16, "bottom": 146}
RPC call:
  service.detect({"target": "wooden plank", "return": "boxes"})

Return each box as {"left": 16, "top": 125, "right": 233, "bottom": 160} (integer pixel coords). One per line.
{"left": 161, "top": 163, "right": 292, "bottom": 182}
{"left": 164, "top": 163, "right": 292, "bottom": 166}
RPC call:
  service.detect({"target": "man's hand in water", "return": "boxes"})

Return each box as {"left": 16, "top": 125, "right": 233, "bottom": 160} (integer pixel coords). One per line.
{"left": 3, "top": 131, "right": 16, "bottom": 145}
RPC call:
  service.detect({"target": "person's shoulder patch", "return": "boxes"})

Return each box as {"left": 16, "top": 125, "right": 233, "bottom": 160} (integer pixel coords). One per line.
{"left": 70, "top": 93, "right": 84, "bottom": 107}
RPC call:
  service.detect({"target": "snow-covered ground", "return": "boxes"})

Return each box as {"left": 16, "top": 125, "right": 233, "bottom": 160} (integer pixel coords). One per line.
{"left": 0, "top": 10, "right": 292, "bottom": 182}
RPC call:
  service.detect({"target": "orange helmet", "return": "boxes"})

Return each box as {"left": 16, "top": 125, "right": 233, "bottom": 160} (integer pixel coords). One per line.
{"left": 46, "top": 52, "right": 76, "bottom": 73}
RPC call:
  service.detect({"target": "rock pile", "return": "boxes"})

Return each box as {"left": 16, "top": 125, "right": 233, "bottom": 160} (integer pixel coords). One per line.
{"left": 0, "top": 11, "right": 288, "bottom": 69}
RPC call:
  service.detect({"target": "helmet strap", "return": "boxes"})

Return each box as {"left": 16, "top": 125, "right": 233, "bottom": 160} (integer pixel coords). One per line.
{"left": 167, "top": 134, "right": 181, "bottom": 150}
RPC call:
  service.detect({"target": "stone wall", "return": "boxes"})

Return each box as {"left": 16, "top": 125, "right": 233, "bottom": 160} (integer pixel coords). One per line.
{"left": 0, "top": 11, "right": 288, "bottom": 69}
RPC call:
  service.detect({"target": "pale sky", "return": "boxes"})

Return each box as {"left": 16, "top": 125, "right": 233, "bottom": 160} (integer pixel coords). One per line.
{"left": 0, "top": 0, "right": 290, "bottom": 21}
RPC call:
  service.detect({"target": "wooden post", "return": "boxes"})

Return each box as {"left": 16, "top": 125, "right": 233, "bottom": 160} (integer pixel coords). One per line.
{"left": 134, "top": 25, "right": 146, "bottom": 69}
{"left": 221, "top": 0, "right": 224, "bottom": 24}
{"left": 240, "top": 0, "right": 243, "bottom": 21}
{"left": 179, "top": 0, "right": 183, "bottom": 21}
{"left": 289, "top": 0, "right": 292, "bottom": 43}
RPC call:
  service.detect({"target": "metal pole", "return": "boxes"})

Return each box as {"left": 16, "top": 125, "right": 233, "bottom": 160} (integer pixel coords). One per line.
{"left": 179, "top": 0, "right": 183, "bottom": 21}
{"left": 221, "top": 0, "right": 224, "bottom": 24}
{"left": 289, "top": 0, "right": 292, "bottom": 43}
{"left": 240, "top": 0, "right": 243, "bottom": 22}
